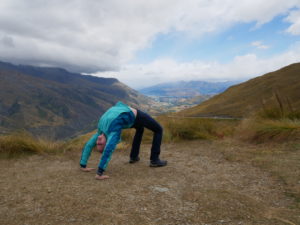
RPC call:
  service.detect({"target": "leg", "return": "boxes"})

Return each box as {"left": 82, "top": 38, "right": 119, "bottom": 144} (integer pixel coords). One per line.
{"left": 130, "top": 126, "right": 144, "bottom": 160}
{"left": 150, "top": 123, "right": 163, "bottom": 161}
{"left": 134, "top": 110, "right": 163, "bottom": 161}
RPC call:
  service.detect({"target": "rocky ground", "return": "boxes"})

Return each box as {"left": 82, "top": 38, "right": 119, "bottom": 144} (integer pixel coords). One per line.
{"left": 0, "top": 140, "right": 299, "bottom": 225}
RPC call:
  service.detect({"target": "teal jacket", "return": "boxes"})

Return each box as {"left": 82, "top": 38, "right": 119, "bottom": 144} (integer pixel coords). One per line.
{"left": 80, "top": 101, "right": 135, "bottom": 171}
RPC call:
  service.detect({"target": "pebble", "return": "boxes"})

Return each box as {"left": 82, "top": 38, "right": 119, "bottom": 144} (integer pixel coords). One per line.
{"left": 152, "top": 186, "right": 170, "bottom": 192}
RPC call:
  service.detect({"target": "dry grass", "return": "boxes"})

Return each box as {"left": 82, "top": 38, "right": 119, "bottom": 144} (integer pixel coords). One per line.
{"left": 235, "top": 93, "right": 300, "bottom": 143}
{"left": 121, "top": 117, "right": 238, "bottom": 144}
{"left": 1, "top": 140, "right": 299, "bottom": 225}
{"left": 0, "top": 132, "right": 65, "bottom": 158}
{"left": 216, "top": 139, "right": 300, "bottom": 211}
{"left": 236, "top": 118, "right": 300, "bottom": 143}
{"left": 0, "top": 131, "right": 103, "bottom": 158}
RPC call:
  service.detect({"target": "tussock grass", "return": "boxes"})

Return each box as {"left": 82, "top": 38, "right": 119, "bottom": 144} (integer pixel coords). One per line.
{"left": 162, "top": 117, "right": 215, "bottom": 141}
{"left": 237, "top": 94, "right": 300, "bottom": 143}
{"left": 121, "top": 116, "right": 238, "bottom": 144}
{"left": 62, "top": 131, "right": 96, "bottom": 152}
{"left": 159, "top": 116, "right": 236, "bottom": 141}
{"left": 0, "top": 132, "right": 64, "bottom": 158}
{"left": 0, "top": 132, "right": 41, "bottom": 156}
{"left": 237, "top": 117, "right": 300, "bottom": 143}
{"left": 0, "top": 130, "right": 111, "bottom": 158}
{"left": 1, "top": 111, "right": 298, "bottom": 158}
{"left": 253, "top": 119, "right": 300, "bottom": 142}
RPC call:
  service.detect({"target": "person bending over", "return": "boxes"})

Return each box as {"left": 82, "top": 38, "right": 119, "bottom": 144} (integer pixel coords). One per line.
{"left": 79, "top": 101, "right": 167, "bottom": 180}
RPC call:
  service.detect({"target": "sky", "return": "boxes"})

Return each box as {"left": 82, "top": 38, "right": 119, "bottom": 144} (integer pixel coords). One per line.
{"left": 0, "top": 0, "right": 300, "bottom": 88}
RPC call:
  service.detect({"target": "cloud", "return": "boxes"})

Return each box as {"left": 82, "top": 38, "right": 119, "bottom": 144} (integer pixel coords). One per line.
{"left": 251, "top": 41, "right": 270, "bottom": 49}
{"left": 0, "top": 0, "right": 300, "bottom": 73}
{"left": 96, "top": 42, "right": 300, "bottom": 88}
{"left": 285, "top": 8, "right": 300, "bottom": 35}
{"left": 1, "top": 35, "right": 14, "bottom": 48}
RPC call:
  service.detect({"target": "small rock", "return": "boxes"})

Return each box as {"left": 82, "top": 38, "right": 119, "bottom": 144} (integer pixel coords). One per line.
{"left": 152, "top": 186, "right": 169, "bottom": 192}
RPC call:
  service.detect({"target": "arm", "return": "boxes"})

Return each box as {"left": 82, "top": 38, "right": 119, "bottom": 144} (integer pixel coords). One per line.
{"left": 80, "top": 132, "right": 98, "bottom": 169}
{"left": 97, "top": 130, "right": 121, "bottom": 175}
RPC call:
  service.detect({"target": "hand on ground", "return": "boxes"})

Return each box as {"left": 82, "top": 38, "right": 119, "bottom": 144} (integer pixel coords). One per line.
{"left": 80, "top": 167, "right": 95, "bottom": 172}
{"left": 95, "top": 174, "right": 109, "bottom": 180}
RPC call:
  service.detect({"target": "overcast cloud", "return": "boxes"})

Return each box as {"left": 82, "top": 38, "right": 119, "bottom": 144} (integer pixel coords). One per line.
{"left": 0, "top": 0, "right": 300, "bottom": 87}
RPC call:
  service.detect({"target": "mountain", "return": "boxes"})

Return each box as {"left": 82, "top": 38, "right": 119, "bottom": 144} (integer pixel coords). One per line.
{"left": 139, "top": 80, "right": 239, "bottom": 97}
{"left": 0, "top": 61, "right": 154, "bottom": 139}
{"left": 179, "top": 63, "right": 300, "bottom": 118}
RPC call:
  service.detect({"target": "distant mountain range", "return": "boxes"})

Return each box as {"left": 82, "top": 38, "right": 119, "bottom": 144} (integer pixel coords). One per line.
{"left": 0, "top": 61, "right": 153, "bottom": 139}
{"left": 139, "top": 80, "right": 239, "bottom": 97}
{"left": 179, "top": 63, "right": 300, "bottom": 118}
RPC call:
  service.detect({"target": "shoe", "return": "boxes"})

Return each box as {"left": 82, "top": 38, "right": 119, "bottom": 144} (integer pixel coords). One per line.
{"left": 129, "top": 156, "right": 140, "bottom": 164}
{"left": 150, "top": 159, "right": 167, "bottom": 167}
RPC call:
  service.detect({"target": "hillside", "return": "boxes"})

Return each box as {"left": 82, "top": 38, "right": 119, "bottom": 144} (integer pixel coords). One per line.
{"left": 139, "top": 80, "right": 238, "bottom": 97}
{"left": 0, "top": 61, "right": 154, "bottom": 139}
{"left": 179, "top": 63, "right": 300, "bottom": 118}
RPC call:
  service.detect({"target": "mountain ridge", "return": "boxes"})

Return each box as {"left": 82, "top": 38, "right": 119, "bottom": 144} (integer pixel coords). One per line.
{"left": 179, "top": 63, "right": 300, "bottom": 118}
{"left": 0, "top": 61, "right": 153, "bottom": 139}
{"left": 139, "top": 80, "right": 239, "bottom": 97}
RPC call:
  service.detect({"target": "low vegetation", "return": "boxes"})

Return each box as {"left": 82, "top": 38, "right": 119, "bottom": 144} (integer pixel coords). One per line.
{"left": 237, "top": 95, "right": 300, "bottom": 143}
{"left": 1, "top": 111, "right": 299, "bottom": 224}
{"left": 237, "top": 118, "right": 300, "bottom": 143}
{"left": 0, "top": 132, "right": 61, "bottom": 158}
{"left": 1, "top": 109, "right": 299, "bottom": 156}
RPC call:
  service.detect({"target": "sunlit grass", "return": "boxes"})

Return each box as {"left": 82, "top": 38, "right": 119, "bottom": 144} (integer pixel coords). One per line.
{"left": 0, "top": 132, "right": 64, "bottom": 158}
{"left": 1, "top": 113, "right": 298, "bottom": 157}
{"left": 120, "top": 116, "right": 239, "bottom": 144}
{"left": 237, "top": 117, "right": 300, "bottom": 143}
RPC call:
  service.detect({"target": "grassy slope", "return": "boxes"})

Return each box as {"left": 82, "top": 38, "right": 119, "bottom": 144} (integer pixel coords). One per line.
{"left": 180, "top": 63, "right": 300, "bottom": 118}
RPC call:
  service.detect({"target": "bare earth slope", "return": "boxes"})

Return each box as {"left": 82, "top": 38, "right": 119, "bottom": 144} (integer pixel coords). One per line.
{"left": 180, "top": 63, "right": 300, "bottom": 118}
{"left": 0, "top": 141, "right": 299, "bottom": 225}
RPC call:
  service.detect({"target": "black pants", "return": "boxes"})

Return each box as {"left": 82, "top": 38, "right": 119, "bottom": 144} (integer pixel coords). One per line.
{"left": 130, "top": 110, "right": 163, "bottom": 161}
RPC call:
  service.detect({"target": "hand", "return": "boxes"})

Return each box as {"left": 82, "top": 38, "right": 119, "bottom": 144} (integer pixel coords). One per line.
{"left": 95, "top": 174, "right": 109, "bottom": 180}
{"left": 80, "top": 167, "right": 95, "bottom": 172}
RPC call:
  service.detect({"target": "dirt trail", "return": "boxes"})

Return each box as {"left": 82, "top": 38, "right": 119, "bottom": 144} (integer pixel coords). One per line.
{"left": 0, "top": 141, "right": 299, "bottom": 225}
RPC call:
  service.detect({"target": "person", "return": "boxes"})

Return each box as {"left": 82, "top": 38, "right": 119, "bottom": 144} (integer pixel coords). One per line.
{"left": 79, "top": 101, "right": 167, "bottom": 180}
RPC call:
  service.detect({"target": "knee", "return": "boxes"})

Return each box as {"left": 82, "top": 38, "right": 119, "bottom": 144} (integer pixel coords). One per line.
{"left": 136, "top": 126, "right": 144, "bottom": 133}
{"left": 156, "top": 124, "right": 163, "bottom": 134}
